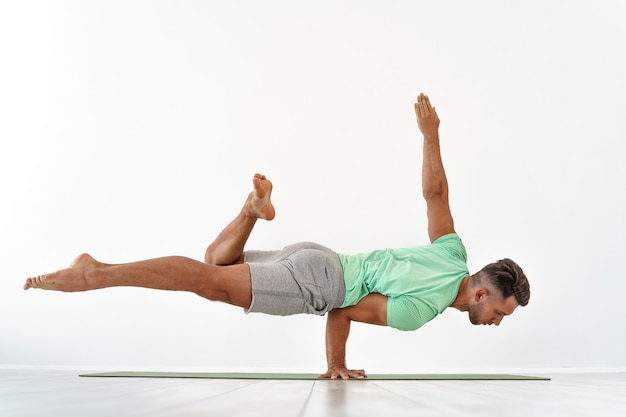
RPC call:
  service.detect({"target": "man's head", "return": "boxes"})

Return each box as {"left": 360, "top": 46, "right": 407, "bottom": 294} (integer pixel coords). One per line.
{"left": 467, "top": 258, "right": 530, "bottom": 326}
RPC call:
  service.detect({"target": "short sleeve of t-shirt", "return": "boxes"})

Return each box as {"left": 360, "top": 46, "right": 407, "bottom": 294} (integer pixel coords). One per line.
{"left": 387, "top": 296, "right": 438, "bottom": 331}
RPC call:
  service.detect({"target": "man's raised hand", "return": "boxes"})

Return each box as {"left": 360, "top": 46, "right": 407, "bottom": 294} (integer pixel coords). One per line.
{"left": 415, "top": 93, "right": 440, "bottom": 138}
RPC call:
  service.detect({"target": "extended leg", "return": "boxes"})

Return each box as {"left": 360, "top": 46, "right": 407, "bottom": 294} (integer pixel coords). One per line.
{"left": 204, "top": 173, "right": 275, "bottom": 265}
{"left": 23, "top": 253, "right": 253, "bottom": 307}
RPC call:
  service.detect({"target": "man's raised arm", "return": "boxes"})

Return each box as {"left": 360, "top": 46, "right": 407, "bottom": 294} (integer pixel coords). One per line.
{"left": 415, "top": 93, "right": 455, "bottom": 242}
{"left": 319, "top": 293, "right": 388, "bottom": 380}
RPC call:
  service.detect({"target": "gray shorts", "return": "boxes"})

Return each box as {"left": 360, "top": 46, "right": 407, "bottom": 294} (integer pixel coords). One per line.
{"left": 244, "top": 242, "right": 346, "bottom": 316}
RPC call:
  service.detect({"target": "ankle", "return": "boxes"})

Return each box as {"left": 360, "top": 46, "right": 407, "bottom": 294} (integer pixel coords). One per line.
{"left": 83, "top": 264, "right": 102, "bottom": 290}
{"left": 240, "top": 204, "right": 261, "bottom": 221}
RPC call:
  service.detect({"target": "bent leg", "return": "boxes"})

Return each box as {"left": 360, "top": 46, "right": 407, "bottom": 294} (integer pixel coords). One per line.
{"left": 204, "top": 173, "right": 275, "bottom": 265}
{"left": 23, "top": 253, "right": 253, "bottom": 308}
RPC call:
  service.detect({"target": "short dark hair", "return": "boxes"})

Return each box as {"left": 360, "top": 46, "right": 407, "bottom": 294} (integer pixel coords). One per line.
{"left": 472, "top": 258, "right": 530, "bottom": 306}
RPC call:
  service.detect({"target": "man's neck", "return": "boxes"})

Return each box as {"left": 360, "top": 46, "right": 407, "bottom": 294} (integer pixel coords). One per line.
{"left": 450, "top": 276, "right": 471, "bottom": 312}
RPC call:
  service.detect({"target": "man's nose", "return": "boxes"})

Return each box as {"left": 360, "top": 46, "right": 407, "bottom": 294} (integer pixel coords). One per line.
{"left": 493, "top": 316, "right": 503, "bottom": 326}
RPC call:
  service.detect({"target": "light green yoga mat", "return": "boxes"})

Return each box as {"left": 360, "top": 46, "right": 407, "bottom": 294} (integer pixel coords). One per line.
{"left": 79, "top": 371, "right": 550, "bottom": 381}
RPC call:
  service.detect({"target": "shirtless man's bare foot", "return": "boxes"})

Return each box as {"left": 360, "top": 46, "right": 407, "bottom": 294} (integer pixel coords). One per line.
{"left": 244, "top": 173, "right": 275, "bottom": 221}
{"left": 23, "top": 253, "right": 99, "bottom": 292}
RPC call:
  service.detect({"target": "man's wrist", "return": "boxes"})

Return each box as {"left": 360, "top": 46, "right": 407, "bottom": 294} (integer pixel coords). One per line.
{"left": 423, "top": 133, "right": 439, "bottom": 141}
{"left": 328, "top": 362, "right": 346, "bottom": 368}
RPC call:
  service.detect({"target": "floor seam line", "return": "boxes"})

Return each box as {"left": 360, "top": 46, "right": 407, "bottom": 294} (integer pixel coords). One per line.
{"left": 131, "top": 379, "right": 264, "bottom": 417}
{"left": 368, "top": 380, "right": 442, "bottom": 409}
{"left": 295, "top": 379, "right": 317, "bottom": 417}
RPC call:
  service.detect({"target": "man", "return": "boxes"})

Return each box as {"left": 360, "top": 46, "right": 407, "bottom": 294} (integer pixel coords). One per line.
{"left": 24, "top": 93, "right": 530, "bottom": 380}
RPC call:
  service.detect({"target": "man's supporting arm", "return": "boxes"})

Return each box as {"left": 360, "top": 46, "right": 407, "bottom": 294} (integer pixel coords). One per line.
{"left": 415, "top": 93, "right": 455, "bottom": 242}
{"left": 319, "top": 293, "right": 388, "bottom": 380}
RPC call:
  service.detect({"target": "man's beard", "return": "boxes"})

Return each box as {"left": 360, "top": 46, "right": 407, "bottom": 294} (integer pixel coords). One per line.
{"left": 468, "top": 303, "right": 484, "bottom": 325}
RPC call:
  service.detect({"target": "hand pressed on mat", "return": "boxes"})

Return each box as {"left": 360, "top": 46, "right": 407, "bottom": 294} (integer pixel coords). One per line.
{"left": 319, "top": 366, "right": 367, "bottom": 380}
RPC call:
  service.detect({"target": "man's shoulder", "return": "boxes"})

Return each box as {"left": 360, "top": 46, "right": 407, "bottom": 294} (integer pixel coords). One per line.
{"left": 431, "top": 232, "right": 467, "bottom": 262}
{"left": 432, "top": 232, "right": 462, "bottom": 244}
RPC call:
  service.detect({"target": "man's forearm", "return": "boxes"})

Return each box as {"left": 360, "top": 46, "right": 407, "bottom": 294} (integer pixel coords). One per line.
{"left": 422, "top": 133, "right": 449, "bottom": 199}
{"left": 325, "top": 309, "right": 351, "bottom": 368}
{"left": 321, "top": 295, "right": 385, "bottom": 379}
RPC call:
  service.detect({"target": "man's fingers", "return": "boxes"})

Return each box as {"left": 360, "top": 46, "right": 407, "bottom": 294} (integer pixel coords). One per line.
{"left": 416, "top": 93, "right": 434, "bottom": 117}
{"left": 415, "top": 95, "right": 425, "bottom": 116}
{"left": 341, "top": 369, "right": 367, "bottom": 380}
{"left": 423, "top": 95, "right": 432, "bottom": 111}
{"left": 319, "top": 368, "right": 368, "bottom": 380}
{"left": 420, "top": 93, "right": 434, "bottom": 113}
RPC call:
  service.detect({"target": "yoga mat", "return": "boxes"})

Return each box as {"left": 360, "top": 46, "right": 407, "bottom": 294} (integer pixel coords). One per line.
{"left": 79, "top": 371, "right": 550, "bottom": 381}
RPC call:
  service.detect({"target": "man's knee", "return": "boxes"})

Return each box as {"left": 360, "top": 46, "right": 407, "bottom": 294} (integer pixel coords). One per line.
{"left": 204, "top": 247, "right": 244, "bottom": 266}
{"left": 196, "top": 264, "right": 252, "bottom": 308}
{"left": 204, "top": 248, "right": 216, "bottom": 265}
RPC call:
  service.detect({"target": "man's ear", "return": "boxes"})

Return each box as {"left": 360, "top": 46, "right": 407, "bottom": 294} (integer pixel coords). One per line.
{"left": 474, "top": 288, "right": 488, "bottom": 302}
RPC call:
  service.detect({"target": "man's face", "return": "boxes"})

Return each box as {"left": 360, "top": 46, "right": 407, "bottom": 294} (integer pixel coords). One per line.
{"left": 468, "top": 292, "right": 518, "bottom": 326}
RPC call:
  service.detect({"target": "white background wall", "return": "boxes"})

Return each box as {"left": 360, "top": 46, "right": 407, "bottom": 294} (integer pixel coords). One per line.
{"left": 1, "top": 0, "right": 625, "bottom": 372}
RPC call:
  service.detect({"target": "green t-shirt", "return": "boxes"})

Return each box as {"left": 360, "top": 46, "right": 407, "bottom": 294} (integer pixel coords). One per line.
{"left": 337, "top": 233, "right": 469, "bottom": 331}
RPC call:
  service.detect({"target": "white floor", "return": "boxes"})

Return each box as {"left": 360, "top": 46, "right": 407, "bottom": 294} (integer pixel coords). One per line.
{"left": 1, "top": 369, "right": 625, "bottom": 417}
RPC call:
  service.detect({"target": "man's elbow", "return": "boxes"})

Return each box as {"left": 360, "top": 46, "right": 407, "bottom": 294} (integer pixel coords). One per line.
{"left": 422, "top": 189, "right": 447, "bottom": 201}
{"left": 422, "top": 179, "right": 448, "bottom": 200}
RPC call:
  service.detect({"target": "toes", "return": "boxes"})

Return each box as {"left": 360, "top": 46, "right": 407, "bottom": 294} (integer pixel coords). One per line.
{"left": 25, "top": 274, "right": 47, "bottom": 288}
{"left": 252, "top": 179, "right": 266, "bottom": 199}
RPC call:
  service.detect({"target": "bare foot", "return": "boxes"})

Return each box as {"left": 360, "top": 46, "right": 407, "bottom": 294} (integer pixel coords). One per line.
{"left": 243, "top": 173, "right": 276, "bottom": 220}
{"left": 23, "top": 253, "right": 98, "bottom": 292}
